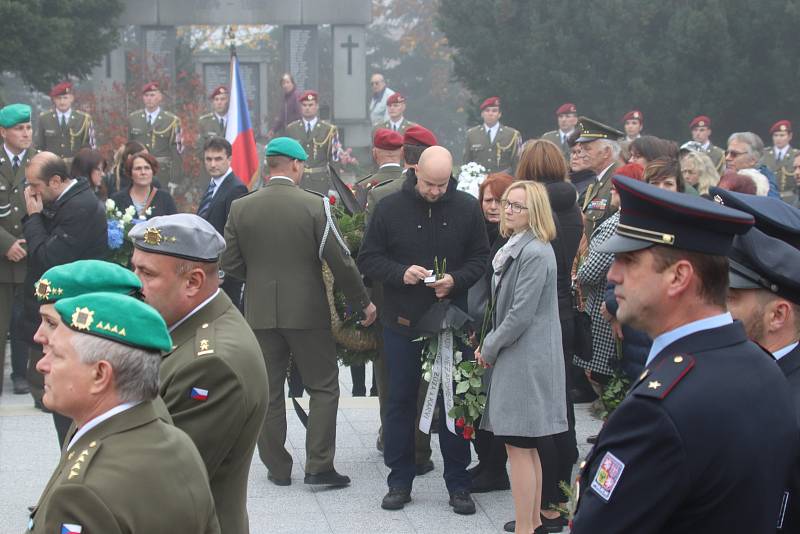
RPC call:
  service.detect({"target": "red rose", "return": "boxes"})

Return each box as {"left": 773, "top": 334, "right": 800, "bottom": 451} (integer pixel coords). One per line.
{"left": 329, "top": 195, "right": 336, "bottom": 205}
{"left": 455, "top": 417, "right": 465, "bottom": 428}
{"left": 463, "top": 425, "right": 474, "bottom": 440}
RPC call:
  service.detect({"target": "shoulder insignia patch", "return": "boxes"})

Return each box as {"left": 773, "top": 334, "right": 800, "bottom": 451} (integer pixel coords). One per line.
{"left": 198, "top": 112, "right": 213, "bottom": 120}
{"left": 372, "top": 179, "right": 395, "bottom": 189}
{"left": 195, "top": 321, "right": 215, "bottom": 357}
{"left": 590, "top": 451, "right": 625, "bottom": 501}
{"left": 303, "top": 188, "right": 325, "bottom": 197}
{"left": 64, "top": 441, "right": 101, "bottom": 483}
{"left": 633, "top": 354, "right": 695, "bottom": 400}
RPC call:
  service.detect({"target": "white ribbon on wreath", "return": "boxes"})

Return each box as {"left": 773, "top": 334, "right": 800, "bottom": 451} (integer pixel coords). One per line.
{"left": 419, "top": 329, "right": 457, "bottom": 435}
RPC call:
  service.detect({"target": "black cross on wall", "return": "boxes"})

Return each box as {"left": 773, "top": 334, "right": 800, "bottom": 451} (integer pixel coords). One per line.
{"left": 340, "top": 34, "right": 359, "bottom": 76}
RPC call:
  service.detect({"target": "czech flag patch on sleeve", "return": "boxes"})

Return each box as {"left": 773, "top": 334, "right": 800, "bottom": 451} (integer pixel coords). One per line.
{"left": 61, "top": 525, "right": 83, "bottom": 534}
{"left": 190, "top": 387, "right": 209, "bottom": 401}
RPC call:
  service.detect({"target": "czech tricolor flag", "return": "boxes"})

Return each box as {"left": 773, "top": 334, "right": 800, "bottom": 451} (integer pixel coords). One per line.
{"left": 225, "top": 54, "right": 259, "bottom": 186}
{"left": 191, "top": 387, "right": 209, "bottom": 401}
{"left": 61, "top": 525, "right": 83, "bottom": 534}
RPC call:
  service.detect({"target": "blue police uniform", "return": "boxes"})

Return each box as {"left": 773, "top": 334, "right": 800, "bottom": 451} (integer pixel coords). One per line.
{"left": 571, "top": 177, "right": 799, "bottom": 534}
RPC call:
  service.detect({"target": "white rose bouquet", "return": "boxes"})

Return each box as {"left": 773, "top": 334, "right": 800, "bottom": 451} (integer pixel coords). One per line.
{"left": 456, "top": 162, "right": 488, "bottom": 199}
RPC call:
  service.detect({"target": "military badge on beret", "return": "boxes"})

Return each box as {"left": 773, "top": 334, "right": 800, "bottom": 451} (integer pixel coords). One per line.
{"left": 71, "top": 307, "right": 95, "bottom": 331}
{"left": 143, "top": 227, "right": 164, "bottom": 245}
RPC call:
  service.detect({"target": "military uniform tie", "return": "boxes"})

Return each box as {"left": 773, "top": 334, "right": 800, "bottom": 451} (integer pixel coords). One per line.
{"left": 147, "top": 114, "right": 153, "bottom": 127}
{"left": 59, "top": 114, "right": 67, "bottom": 132}
{"left": 219, "top": 117, "right": 225, "bottom": 132}
{"left": 12, "top": 155, "right": 20, "bottom": 173}
{"left": 197, "top": 180, "right": 216, "bottom": 218}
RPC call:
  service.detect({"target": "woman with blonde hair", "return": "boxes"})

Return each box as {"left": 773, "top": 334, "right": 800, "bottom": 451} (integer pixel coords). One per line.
{"left": 476, "top": 181, "right": 567, "bottom": 534}
{"left": 680, "top": 150, "right": 719, "bottom": 197}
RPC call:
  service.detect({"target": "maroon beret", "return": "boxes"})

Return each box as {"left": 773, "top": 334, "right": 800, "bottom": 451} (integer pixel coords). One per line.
{"left": 209, "top": 86, "right": 228, "bottom": 99}
{"left": 403, "top": 124, "right": 438, "bottom": 147}
{"left": 690, "top": 115, "right": 711, "bottom": 129}
{"left": 373, "top": 128, "right": 404, "bottom": 150}
{"left": 298, "top": 90, "right": 318, "bottom": 103}
{"left": 770, "top": 120, "right": 792, "bottom": 135}
{"left": 387, "top": 92, "right": 406, "bottom": 105}
{"left": 622, "top": 110, "right": 643, "bottom": 124}
{"left": 141, "top": 82, "right": 161, "bottom": 95}
{"left": 480, "top": 97, "right": 500, "bottom": 111}
{"left": 556, "top": 102, "right": 577, "bottom": 116}
{"left": 49, "top": 81, "right": 73, "bottom": 98}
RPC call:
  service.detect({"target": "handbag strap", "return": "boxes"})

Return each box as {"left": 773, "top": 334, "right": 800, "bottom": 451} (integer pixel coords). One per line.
{"left": 142, "top": 187, "right": 158, "bottom": 215}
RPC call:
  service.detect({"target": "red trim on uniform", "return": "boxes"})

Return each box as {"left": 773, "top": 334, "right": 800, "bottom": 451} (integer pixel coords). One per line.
{"left": 660, "top": 358, "right": 695, "bottom": 399}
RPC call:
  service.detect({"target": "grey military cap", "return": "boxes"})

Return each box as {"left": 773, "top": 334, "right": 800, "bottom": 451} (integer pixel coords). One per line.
{"left": 128, "top": 213, "right": 226, "bottom": 262}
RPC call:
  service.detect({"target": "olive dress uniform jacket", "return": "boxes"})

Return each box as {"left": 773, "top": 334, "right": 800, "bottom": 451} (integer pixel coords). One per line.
{"left": 128, "top": 108, "right": 183, "bottom": 183}
{"left": 0, "top": 148, "right": 35, "bottom": 283}
{"left": 463, "top": 123, "right": 521, "bottom": 173}
{"left": 35, "top": 109, "right": 94, "bottom": 160}
{"left": 160, "top": 290, "right": 267, "bottom": 534}
{"left": 763, "top": 146, "right": 800, "bottom": 203}
{"left": 365, "top": 164, "right": 404, "bottom": 222}
{"left": 221, "top": 178, "right": 369, "bottom": 330}
{"left": 778, "top": 343, "right": 800, "bottom": 532}
{"left": 572, "top": 322, "right": 798, "bottom": 534}
{"left": 702, "top": 143, "right": 725, "bottom": 174}
{"left": 285, "top": 118, "right": 340, "bottom": 194}
{"left": 581, "top": 162, "right": 619, "bottom": 238}
{"left": 376, "top": 118, "right": 417, "bottom": 135}
{"left": 540, "top": 129, "right": 573, "bottom": 160}
{"left": 27, "top": 401, "right": 220, "bottom": 533}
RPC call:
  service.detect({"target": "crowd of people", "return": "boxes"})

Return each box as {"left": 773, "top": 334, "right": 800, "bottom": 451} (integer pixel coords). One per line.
{"left": 1, "top": 69, "right": 799, "bottom": 533}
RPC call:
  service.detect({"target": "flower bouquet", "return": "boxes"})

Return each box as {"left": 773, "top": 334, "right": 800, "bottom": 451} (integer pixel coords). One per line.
{"left": 105, "top": 199, "right": 148, "bottom": 266}
{"left": 456, "top": 162, "right": 488, "bottom": 199}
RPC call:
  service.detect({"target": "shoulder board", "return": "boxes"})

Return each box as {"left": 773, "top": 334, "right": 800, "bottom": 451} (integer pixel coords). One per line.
{"left": 195, "top": 320, "right": 215, "bottom": 357}
{"left": 467, "top": 125, "right": 482, "bottom": 134}
{"left": 74, "top": 110, "right": 90, "bottom": 118}
{"left": 286, "top": 119, "right": 302, "bottom": 129}
{"left": 161, "top": 110, "right": 178, "bottom": 119}
{"left": 542, "top": 130, "right": 558, "bottom": 136}
{"left": 406, "top": 120, "right": 418, "bottom": 127}
{"left": 198, "top": 112, "right": 214, "bottom": 120}
{"left": 320, "top": 121, "right": 336, "bottom": 131}
{"left": 64, "top": 440, "right": 102, "bottom": 483}
{"left": 355, "top": 172, "right": 375, "bottom": 185}
{"left": 303, "top": 188, "right": 326, "bottom": 197}
{"left": 130, "top": 109, "right": 145, "bottom": 118}
{"left": 372, "top": 178, "right": 396, "bottom": 189}
{"left": 38, "top": 110, "right": 55, "bottom": 119}
{"left": 632, "top": 354, "right": 695, "bottom": 400}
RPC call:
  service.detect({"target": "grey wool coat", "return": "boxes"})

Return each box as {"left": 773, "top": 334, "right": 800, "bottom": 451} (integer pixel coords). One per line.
{"left": 479, "top": 231, "right": 568, "bottom": 438}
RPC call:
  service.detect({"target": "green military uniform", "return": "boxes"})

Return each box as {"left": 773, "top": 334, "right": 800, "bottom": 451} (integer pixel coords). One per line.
{"left": 541, "top": 129, "right": 573, "bottom": 161}
{"left": 160, "top": 290, "right": 268, "bottom": 534}
{"left": 463, "top": 123, "right": 521, "bottom": 172}
{"left": 0, "top": 144, "right": 35, "bottom": 392}
{"left": 128, "top": 108, "right": 183, "bottom": 185}
{"left": 222, "top": 140, "right": 369, "bottom": 479}
{"left": 763, "top": 145, "right": 799, "bottom": 204}
{"left": 34, "top": 109, "right": 93, "bottom": 163}
{"left": 581, "top": 163, "right": 619, "bottom": 238}
{"left": 285, "top": 118, "right": 340, "bottom": 194}
{"left": 376, "top": 118, "right": 417, "bottom": 135}
{"left": 197, "top": 112, "right": 226, "bottom": 184}
{"left": 702, "top": 144, "right": 725, "bottom": 175}
{"left": 27, "top": 401, "right": 220, "bottom": 533}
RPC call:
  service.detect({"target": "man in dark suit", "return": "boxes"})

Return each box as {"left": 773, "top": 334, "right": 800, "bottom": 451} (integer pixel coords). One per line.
{"left": 198, "top": 137, "right": 248, "bottom": 307}
{"left": 712, "top": 187, "right": 800, "bottom": 531}
{"left": 21, "top": 151, "right": 107, "bottom": 441}
{"left": 572, "top": 177, "right": 798, "bottom": 533}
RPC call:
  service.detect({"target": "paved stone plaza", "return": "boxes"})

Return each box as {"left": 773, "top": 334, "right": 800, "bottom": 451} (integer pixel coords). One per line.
{"left": 0, "top": 360, "right": 601, "bottom": 533}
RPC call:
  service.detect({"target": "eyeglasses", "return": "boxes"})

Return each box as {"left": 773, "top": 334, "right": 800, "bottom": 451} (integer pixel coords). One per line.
{"left": 502, "top": 201, "right": 528, "bottom": 214}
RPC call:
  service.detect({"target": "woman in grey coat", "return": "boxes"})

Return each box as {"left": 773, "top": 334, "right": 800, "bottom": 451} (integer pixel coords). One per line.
{"left": 476, "top": 181, "right": 568, "bottom": 534}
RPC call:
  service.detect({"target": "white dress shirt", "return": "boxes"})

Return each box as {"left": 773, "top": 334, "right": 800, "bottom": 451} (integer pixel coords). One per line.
{"left": 485, "top": 122, "right": 500, "bottom": 144}
{"left": 67, "top": 402, "right": 139, "bottom": 450}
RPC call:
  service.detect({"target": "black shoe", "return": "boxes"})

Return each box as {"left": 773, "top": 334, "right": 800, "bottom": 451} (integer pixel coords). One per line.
{"left": 376, "top": 434, "right": 384, "bottom": 453}
{"left": 449, "top": 490, "right": 476, "bottom": 515}
{"left": 467, "top": 463, "right": 483, "bottom": 478}
{"left": 304, "top": 469, "right": 350, "bottom": 487}
{"left": 570, "top": 387, "right": 597, "bottom": 404}
{"left": 534, "top": 526, "right": 549, "bottom": 534}
{"left": 586, "top": 434, "right": 598, "bottom": 444}
{"left": 12, "top": 377, "right": 29, "bottom": 395}
{"left": 471, "top": 468, "right": 510, "bottom": 493}
{"left": 503, "top": 520, "right": 515, "bottom": 533}
{"left": 267, "top": 472, "right": 291, "bottom": 486}
{"left": 541, "top": 513, "right": 568, "bottom": 532}
{"left": 381, "top": 487, "right": 411, "bottom": 510}
{"left": 415, "top": 460, "right": 434, "bottom": 476}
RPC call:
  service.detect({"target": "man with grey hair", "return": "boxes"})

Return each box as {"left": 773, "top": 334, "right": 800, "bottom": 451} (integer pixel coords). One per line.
{"left": 369, "top": 73, "right": 395, "bottom": 125}
{"left": 129, "top": 213, "right": 267, "bottom": 534}
{"left": 572, "top": 117, "right": 624, "bottom": 237}
{"left": 27, "top": 292, "right": 220, "bottom": 532}
{"left": 725, "top": 131, "right": 780, "bottom": 198}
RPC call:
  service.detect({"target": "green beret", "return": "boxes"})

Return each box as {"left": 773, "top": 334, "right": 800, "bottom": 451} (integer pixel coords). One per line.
{"left": 35, "top": 260, "right": 142, "bottom": 303}
{"left": 0, "top": 103, "right": 32, "bottom": 128}
{"left": 54, "top": 292, "right": 172, "bottom": 352}
{"left": 128, "top": 213, "right": 226, "bottom": 261}
{"left": 265, "top": 137, "right": 308, "bottom": 161}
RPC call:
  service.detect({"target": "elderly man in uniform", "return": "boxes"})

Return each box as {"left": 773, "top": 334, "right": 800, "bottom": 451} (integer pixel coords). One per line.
{"left": 128, "top": 213, "right": 267, "bottom": 534}
{"left": 687, "top": 115, "right": 725, "bottom": 174}
{"left": 27, "top": 292, "right": 220, "bottom": 533}
{"left": 369, "top": 73, "right": 395, "bottom": 125}
{"left": 574, "top": 116, "right": 624, "bottom": 237}
{"left": 35, "top": 82, "right": 94, "bottom": 164}
{"left": 712, "top": 188, "right": 800, "bottom": 531}
{"left": 284, "top": 90, "right": 342, "bottom": 195}
{"left": 222, "top": 137, "right": 376, "bottom": 488}
{"left": 197, "top": 85, "right": 229, "bottom": 184}
{"left": 127, "top": 82, "right": 183, "bottom": 187}
{"left": 541, "top": 102, "right": 578, "bottom": 160}
{"left": 0, "top": 104, "right": 37, "bottom": 395}
{"left": 463, "top": 97, "right": 521, "bottom": 173}
{"left": 571, "top": 177, "right": 798, "bottom": 533}
{"left": 763, "top": 120, "right": 800, "bottom": 204}
{"left": 377, "top": 93, "right": 416, "bottom": 134}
